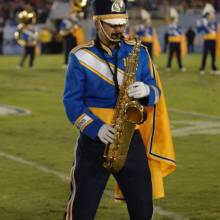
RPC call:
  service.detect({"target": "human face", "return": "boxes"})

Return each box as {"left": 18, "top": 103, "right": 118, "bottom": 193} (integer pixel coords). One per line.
{"left": 96, "top": 20, "right": 126, "bottom": 45}
{"left": 144, "top": 19, "right": 151, "bottom": 26}
{"left": 171, "top": 17, "right": 178, "bottom": 25}
{"left": 207, "top": 13, "right": 215, "bottom": 22}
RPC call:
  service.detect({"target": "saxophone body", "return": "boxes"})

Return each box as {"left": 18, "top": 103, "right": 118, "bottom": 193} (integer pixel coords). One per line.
{"left": 103, "top": 39, "right": 147, "bottom": 172}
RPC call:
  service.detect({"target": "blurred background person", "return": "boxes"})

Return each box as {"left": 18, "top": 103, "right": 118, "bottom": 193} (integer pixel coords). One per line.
{"left": 135, "top": 9, "right": 161, "bottom": 60}
{"left": 186, "top": 26, "right": 196, "bottom": 53}
{"left": 59, "top": 0, "right": 85, "bottom": 68}
{"left": 197, "top": 3, "right": 220, "bottom": 75}
{"left": 59, "top": 14, "right": 77, "bottom": 67}
{"left": 166, "top": 8, "right": 187, "bottom": 72}
{"left": 15, "top": 7, "right": 38, "bottom": 69}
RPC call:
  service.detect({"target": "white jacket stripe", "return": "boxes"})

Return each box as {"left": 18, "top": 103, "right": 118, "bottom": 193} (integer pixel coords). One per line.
{"left": 75, "top": 49, "right": 125, "bottom": 86}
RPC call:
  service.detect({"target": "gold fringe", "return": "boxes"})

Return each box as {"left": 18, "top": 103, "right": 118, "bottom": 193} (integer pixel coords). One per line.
{"left": 70, "top": 40, "right": 95, "bottom": 54}
{"left": 93, "top": 14, "right": 128, "bottom": 20}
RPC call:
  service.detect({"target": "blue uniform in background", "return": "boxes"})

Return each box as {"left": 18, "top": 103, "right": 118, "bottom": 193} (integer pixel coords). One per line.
{"left": 63, "top": 39, "right": 161, "bottom": 220}
{"left": 166, "top": 23, "right": 184, "bottom": 70}
{"left": 136, "top": 25, "right": 154, "bottom": 58}
{"left": 18, "top": 25, "right": 37, "bottom": 68}
{"left": 197, "top": 18, "right": 218, "bottom": 71}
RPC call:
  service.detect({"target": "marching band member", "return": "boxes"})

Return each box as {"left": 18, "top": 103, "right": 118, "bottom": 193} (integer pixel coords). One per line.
{"left": 59, "top": 14, "right": 78, "bottom": 67}
{"left": 135, "top": 9, "right": 161, "bottom": 59}
{"left": 197, "top": 3, "right": 220, "bottom": 75}
{"left": 15, "top": 10, "right": 38, "bottom": 69}
{"left": 62, "top": 0, "right": 175, "bottom": 219}
{"left": 59, "top": 0, "right": 85, "bottom": 67}
{"left": 166, "top": 8, "right": 187, "bottom": 72}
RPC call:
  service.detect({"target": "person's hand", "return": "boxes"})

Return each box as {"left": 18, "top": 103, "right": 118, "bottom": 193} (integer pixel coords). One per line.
{"left": 98, "top": 124, "right": 116, "bottom": 144}
{"left": 127, "top": 82, "right": 150, "bottom": 99}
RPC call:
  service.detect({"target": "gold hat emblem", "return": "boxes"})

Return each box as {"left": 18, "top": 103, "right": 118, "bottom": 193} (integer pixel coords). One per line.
{"left": 111, "top": 0, "right": 125, "bottom": 13}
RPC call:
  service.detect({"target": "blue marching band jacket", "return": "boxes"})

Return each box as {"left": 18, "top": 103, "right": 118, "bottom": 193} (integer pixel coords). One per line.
{"left": 136, "top": 25, "right": 154, "bottom": 41}
{"left": 63, "top": 40, "right": 161, "bottom": 140}
{"left": 197, "top": 18, "right": 218, "bottom": 40}
{"left": 167, "top": 24, "right": 183, "bottom": 43}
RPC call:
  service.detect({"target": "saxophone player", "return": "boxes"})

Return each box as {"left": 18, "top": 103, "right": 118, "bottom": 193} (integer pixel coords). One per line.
{"left": 63, "top": 0, "right": 176, "bottom": 219}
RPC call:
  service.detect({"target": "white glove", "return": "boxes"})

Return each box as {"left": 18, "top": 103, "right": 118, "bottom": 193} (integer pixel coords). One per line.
{"left": 127, "top": 82, "right": 150, "bottom": 99}
{"left": 98, "top": 124, "right": 116, "bottom": 144}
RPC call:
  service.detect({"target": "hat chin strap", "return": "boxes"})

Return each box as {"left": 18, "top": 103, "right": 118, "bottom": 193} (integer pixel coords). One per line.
{"left": 98, "top": 20, "right": 121, "bottom": 43}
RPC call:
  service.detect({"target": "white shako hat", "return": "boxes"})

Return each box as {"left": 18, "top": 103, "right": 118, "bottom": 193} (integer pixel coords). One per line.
{"left": 140, "top": 9, "right": 151, "bottom": 22}
{"left": 170, "top": 7, "right": 179, "bottom": 20}
{"left": 202, "top": 3, "right": 215, "bottom": 17}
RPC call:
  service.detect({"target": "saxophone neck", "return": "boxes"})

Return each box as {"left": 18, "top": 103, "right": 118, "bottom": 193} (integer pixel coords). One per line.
{"left": 133, "top": 37, "right": 142, "bottom": 57}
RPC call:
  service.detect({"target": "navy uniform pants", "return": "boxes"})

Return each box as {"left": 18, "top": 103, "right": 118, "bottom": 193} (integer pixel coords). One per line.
{"left": 200, "top": 40, "right": 217, "bottom": 71}
{"left": 63, "top": 130, "right": 153, "bottom": 220}
{"left": 166, "top": 42, "right": 183, "bottom": 69}
{"left": 19, "top": 46, "right": 35, "bottom": 67}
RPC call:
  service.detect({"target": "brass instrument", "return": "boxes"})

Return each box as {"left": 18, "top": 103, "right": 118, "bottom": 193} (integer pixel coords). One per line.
{"left": 72, "top": 0, "right": 87, "bottom": 13}
{"left": 103, "top": 39, "right": 147, "bottom": 172}
{"left": 17, "top": 9, "right": 37, "bottom": 25}
{"left": 14, "top": 9, "right": 37, "bottom": 47}
{"left": 14, "top": 23, "right": 26, "bottom": 47}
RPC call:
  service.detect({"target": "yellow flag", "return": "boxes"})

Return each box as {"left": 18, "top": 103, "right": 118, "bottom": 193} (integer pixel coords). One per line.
{"left": 153, "top": 30, "right": 161, "bottom": 58}
{"left": 73, "top": 26, "right": 85, "bottom": 45}
{"left": 35, "top": 45, "right": 41, "bottom": 56}
{"left": 181, "top": 35, "right": 187, "bottom": 57}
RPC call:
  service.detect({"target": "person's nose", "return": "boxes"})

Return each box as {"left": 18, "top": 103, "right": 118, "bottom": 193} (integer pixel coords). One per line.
{"left": 114, "top": 25, "right": 123, "bottom": 32}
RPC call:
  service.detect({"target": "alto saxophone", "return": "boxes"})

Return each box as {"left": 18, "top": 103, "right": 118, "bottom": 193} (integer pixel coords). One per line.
{"left": 103, "top": 39, "right": 147, "bottom": 172}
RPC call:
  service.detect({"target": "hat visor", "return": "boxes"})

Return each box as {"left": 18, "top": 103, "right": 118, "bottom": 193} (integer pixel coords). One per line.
{"left": 102, "top": 18, "right": 127, "bottom": 25}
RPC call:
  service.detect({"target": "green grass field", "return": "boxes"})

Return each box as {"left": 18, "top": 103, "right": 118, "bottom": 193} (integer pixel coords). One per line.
{"left": 0, "top": 54, "right": 220, "bottom": 220}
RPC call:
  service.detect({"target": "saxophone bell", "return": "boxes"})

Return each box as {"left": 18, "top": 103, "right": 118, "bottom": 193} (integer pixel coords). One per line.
{"left": 125, "top": 101, "right": 147, "bottom": 124}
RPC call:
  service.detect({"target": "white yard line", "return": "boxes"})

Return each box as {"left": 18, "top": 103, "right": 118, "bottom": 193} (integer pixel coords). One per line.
{"left": 0, "top": 105, "right": 31, "bottom": 116}
{"left": 0, "top": 151, "right": 69, "bottom": 182}
{"left": 154, "top": 206, "right": 189, "bottom": 220}
{"left": 0, "top": 150, "right": 189, "bottom": 220}
{"left": 171, "top": 120, "right": 220, "bottom": 137}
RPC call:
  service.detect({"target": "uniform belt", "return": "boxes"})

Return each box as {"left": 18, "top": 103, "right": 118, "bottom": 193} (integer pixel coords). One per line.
{"left": 168, "top": 36, "right": 181, "bottom": 43}
{"left": 204, "top": 33, "right": 217, "bottom": 40}
{"left": 142, "top": 36, "right": 153, "bottom": 43}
